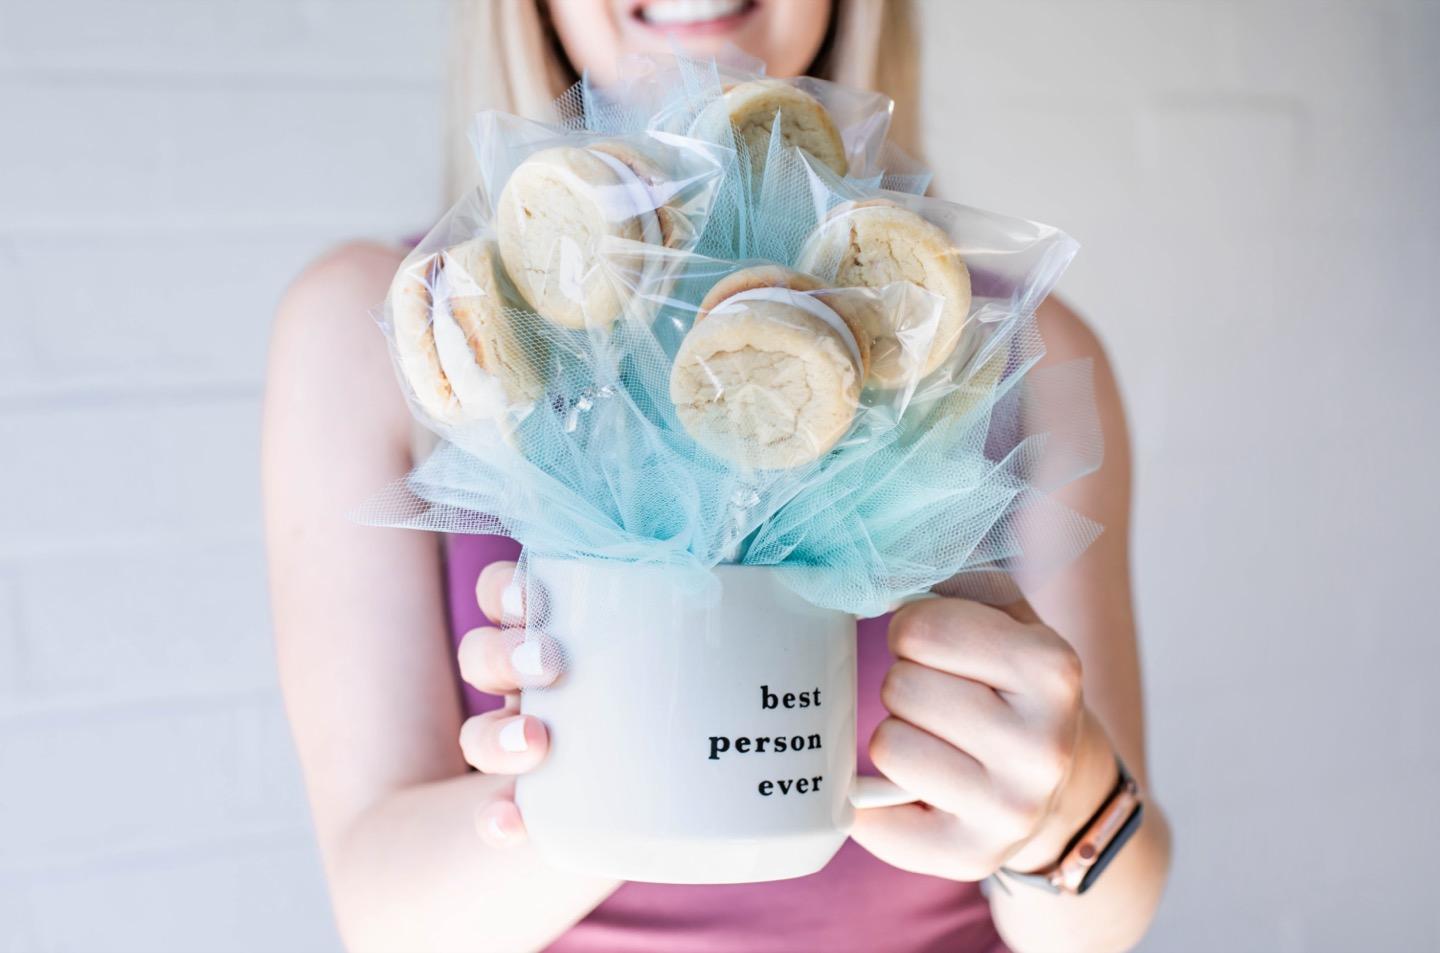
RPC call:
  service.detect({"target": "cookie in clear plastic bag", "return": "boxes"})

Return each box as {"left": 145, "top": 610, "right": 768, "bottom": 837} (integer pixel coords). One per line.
{"left": 386, "top": 236, "right": 545, "bottom": 427}
{"left": 474, "top": 111, "right": 728, "bottom": 330}
{"left": 797, "top": 199, "right": 972, "bottom": 387}
{"left": 670, "top": 265, "right": 871, "bottom": 470}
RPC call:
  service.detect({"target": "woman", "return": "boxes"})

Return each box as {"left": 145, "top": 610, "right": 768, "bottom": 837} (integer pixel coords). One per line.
{"left": 263, "top": 1, "right": 1171, "bottom": 950}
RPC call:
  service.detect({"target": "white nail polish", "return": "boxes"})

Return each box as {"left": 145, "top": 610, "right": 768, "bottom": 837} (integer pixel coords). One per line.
{"left": 498, "top": 717, "right": 529, "bottom": 753}
{"left": 511, "top": 640, "right": 545, "bottom": 678}
{"left": 501, "top": 584, "right": 524, "bottom": 620}
{"left": 486, "top": 814, "right": 509, "bottom": 843}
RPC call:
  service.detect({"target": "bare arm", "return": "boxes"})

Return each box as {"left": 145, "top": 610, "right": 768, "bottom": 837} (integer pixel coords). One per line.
{"left": 988, "top": 299, "right": 1171, "bottom": 952}
{"left": 262, "top": 243, "right": 615, "bottom": 953}
{"left": 849, "top": 299, "right": 1170, "bottom": 953}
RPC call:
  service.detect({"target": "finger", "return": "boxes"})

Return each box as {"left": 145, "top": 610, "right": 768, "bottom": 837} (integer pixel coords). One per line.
{"left": 868, "top": 716, "right": 1060, "bottom": 858}
{"left": 867, "top": 716, "right": 988, "bottom": 819}
{"left": 887, "top": 598, "right": 1061, "bottom": 696}
{"left": 879, "top": 659, "right": 1026, "bottom": 765}
{"left": 475, "top": 796, "right": 528, "bottom": 848}
{"left": 850, "top": 803, "right": 998, "bottom": 882}
{"left": 459, "top": 710, "right": 550, "bottom": 774}
{"left": 476, "top": 560, "right": 522, "bottom": 625}
{"left": 457, "top": 626, "right": 561, "bottom": 693}
{"left": 1000, "top": 596, "right": 1041, "bottom": 625}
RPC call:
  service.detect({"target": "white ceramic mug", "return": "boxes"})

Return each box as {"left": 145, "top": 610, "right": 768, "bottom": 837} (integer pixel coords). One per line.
{"left": 516, "top": 555, "right": 912, "bottom": 884}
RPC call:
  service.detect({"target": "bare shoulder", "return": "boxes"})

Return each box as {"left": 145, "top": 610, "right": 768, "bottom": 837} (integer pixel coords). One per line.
{"left": 266, "top": 241, "right": 413, "bottom": 455}
{"left": 1034, "top": 294, "right": 1110, "bottom": 369}
{"left": 1031, "top": 293, "right": 1132, "bottom": 512}
{"left": 1034, "top": 295, "right": 1128, "bottom": 439}
{"left": 273, "top": 240, "right": 407, "bottom": 361}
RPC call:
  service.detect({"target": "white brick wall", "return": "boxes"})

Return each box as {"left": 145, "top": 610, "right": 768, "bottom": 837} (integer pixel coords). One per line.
{"left": 921, "top": 3, "right": 1440, "bottom": 952}
{"left": 0, "top": 2, "right": 1436, "bottom": 951}
{"left": 1, "top": 3, "right": 449, "bottom": 949}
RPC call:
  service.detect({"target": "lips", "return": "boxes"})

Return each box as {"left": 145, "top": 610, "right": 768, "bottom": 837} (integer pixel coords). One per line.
{"left": 633, "top": 0, "right": 757, "bottom": 31}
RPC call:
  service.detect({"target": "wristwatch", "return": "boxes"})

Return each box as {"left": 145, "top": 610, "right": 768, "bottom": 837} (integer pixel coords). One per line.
{"left": 995, "top": 756, "right": 1144, "bottom": 896}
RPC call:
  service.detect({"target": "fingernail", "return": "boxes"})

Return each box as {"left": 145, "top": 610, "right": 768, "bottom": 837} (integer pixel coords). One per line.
{"left": 498, "top": 716, "right": 529, "bottom": 753}
{"left": 486, "top": 814, "right": 510, "bottom": 844}
{"left": 511, "top": 640, "right": 544, "bottom": 678}
{"left": 501, "top": 584, "right": 524, "bottom": 620}
{"left": 478, "top": 808, "right": 515, "bottom": 846}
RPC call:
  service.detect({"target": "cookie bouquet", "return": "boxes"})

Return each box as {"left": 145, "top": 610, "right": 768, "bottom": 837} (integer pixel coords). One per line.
{"left": 366, "top": 54, "right": 1098, "bottom": 615}
{"left": 361, "top": 53, "right": 1104, "bottom": 883}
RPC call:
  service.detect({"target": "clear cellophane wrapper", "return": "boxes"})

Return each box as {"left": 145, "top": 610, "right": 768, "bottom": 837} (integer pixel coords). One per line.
{"left": 360, "top": 54, "right": 1101, "bottom": 638}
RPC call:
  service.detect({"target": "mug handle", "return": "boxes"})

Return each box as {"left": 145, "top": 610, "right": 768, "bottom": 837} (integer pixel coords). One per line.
{"left": 849, "top": 776, "right": 919, "bottom": 809}
{"left": 848, "top": 590, "right": 943, "bottom": 810}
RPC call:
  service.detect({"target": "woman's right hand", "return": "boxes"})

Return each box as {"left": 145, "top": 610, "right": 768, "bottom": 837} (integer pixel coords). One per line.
{"left": 456, "top": 559, "right": 561, "bottom": 848}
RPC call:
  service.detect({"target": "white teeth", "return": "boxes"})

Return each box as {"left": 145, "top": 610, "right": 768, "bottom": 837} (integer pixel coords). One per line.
{"left": 641, "top": 0, "right": 748, "bottom": 26}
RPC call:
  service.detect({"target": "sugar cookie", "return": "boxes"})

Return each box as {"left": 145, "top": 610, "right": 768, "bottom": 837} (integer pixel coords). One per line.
{"left": 797, "top": 201, "right": 971, "bottom": 387}
{"left": 387, "top": 238, "right": 542, "bottom": 425}
{"left": 671, "top": 267, "right": 867, "bottom": 469}
{"left": 496, "top": 146, "right": 657, "bottom": 329}
{"left": 695, "top": 80, "right": 848, "bottom": 179}
{"left": 588, "top": 140, "right": 695, "bottom": 250}
{"left": 388, "top": 253, "right": 459, "bottom": 422}
{"left": 434, "top": 238, "right": 544, "bottom": 413}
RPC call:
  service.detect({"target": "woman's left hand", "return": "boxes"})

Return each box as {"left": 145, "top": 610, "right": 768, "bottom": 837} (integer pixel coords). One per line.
{"left": 851, "top": 596, "right": 1120, "bottom": 881}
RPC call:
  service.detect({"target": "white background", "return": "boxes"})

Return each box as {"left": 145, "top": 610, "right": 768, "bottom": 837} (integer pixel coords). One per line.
{"left": 1, "top": 1, "right": 1437, "bottom": 951}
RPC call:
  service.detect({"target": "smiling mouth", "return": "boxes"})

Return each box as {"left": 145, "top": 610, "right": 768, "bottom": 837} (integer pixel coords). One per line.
{"left": 633, "top": 0, "right": 759, "bottom": 32}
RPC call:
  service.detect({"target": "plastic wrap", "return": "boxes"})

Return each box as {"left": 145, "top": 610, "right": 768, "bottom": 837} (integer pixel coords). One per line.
{"left": 382, "top": 113, "right": 725, "bottom": 431}
{"left": 368, "top": 61, "right": 1094, "bottom": 613}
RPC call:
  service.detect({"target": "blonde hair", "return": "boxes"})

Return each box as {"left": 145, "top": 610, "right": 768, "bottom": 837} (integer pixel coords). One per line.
{"left": 445, "top": 0, "right": 920, "bottom": 203}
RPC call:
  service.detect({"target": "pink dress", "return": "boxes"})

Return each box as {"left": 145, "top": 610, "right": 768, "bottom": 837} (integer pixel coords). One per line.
{"left": 445, "top": 533, "right": 1007, "bottom": 953}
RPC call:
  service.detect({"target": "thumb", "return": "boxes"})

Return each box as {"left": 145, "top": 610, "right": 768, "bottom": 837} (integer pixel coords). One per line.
{"left": 1000, "top": 596, "right": 1041, "bottom": 625}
